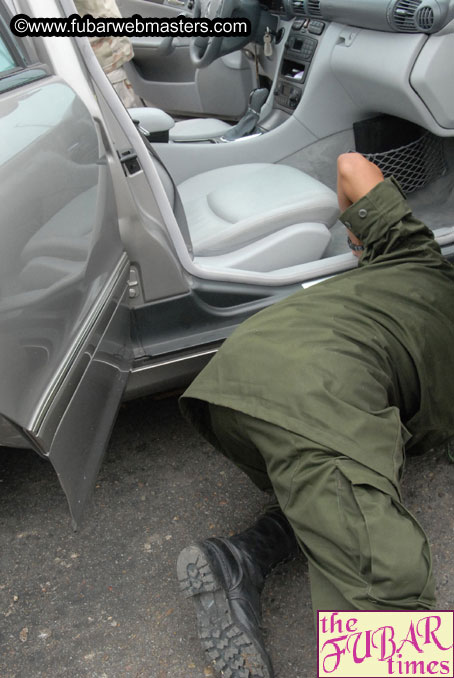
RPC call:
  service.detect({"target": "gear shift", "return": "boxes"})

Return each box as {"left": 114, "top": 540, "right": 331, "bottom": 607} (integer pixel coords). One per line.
{"left": 220, "top": 88, "right": 269, "bottom": 142}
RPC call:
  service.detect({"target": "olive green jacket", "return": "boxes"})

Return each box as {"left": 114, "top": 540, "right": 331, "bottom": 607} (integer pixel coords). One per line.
{"left": 180, "top": 178, "right": 454, "bottom": 487}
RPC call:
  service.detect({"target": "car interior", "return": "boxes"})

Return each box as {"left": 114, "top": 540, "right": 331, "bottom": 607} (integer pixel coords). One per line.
{"left": 80, "top": 0, "right": 454, "bottom": 283}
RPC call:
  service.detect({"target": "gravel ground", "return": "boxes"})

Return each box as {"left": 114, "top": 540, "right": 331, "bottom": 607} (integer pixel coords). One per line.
{"left": 1, "top": 395, "right": 453, "bottom": 678}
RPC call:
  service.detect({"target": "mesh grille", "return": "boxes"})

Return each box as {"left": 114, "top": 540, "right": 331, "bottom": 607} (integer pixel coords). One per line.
{"left": 416, "top": 6, "right": 434, "bottom": 29}
{"left": 307, "top": 0, "right": 321, "bottom": 16}
{"left": 363, "top": 132, "right": 447, "bottom": 194}
{"left": 392, "top": 0, "right": 422, "bottom": 31}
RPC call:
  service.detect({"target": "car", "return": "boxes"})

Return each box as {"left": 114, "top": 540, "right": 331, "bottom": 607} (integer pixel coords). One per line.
{"left": 1, "top": 0, "right": 453, "bottom": 528}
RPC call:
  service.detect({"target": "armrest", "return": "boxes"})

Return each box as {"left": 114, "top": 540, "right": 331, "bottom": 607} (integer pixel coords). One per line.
{"left": 128, "top": 107, "right": 176, "bottom": 135}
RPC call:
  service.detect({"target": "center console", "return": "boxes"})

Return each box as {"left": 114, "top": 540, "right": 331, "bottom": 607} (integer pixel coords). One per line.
{"left": 274, "top": 17, "right": 326, "bottom": 112}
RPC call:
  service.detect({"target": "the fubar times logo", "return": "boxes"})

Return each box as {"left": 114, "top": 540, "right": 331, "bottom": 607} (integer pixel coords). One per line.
{"left": 317, "top": 611, "right": 454, "bottom": 677}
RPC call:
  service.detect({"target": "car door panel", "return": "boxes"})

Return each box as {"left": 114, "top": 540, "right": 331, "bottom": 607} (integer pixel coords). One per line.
{"left": 0, "top": 72, "right": 132, "bottom": 526}
{"left": 128, "top": 43, "right": 255, "bottom": 117}
{"left": 47, "top": 264, "right": 131, "bottom": 529}
{"left": 117, "top": 0, "right": 255, "bottom": 117}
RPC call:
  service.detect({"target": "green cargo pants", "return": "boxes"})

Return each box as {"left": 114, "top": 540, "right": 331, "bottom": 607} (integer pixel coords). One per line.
{"left": 208, "top": 403, "right": 436, "bottom": 613}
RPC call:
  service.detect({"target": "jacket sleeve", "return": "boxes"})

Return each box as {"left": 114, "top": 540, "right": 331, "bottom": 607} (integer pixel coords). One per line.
{"left": 339, "top": 177, "right": 442, "bottom": 265}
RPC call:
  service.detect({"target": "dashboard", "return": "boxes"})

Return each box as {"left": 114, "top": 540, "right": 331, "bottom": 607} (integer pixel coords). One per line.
{"left": 265, "top": 0, "right": 454, "bottom": 33}
{"left": 267, "top": 0, "right": 454, "bottom": 132}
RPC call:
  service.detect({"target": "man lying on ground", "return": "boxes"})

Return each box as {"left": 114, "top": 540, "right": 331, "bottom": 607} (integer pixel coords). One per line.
{"left": 177, "top": 153, "right": 454, "bottom": 678}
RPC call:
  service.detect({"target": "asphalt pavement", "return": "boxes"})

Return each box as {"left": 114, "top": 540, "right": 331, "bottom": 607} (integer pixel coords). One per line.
{"left": 1, "top": 395, "right": 454, "bottom": 678}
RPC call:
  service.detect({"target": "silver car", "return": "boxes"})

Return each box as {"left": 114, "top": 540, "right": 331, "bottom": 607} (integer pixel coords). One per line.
{"left": 1, "top": 0, "right": 453, "bottom": 527}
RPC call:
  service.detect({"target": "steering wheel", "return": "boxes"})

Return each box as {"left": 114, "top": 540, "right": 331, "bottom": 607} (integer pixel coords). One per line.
{"left": 189, "top": 0, "right": 245, "bottom": 68}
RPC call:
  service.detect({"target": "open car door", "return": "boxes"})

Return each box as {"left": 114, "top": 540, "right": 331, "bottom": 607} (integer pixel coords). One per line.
{"left": 0, "top": 4, "right": 132, "bottom": 528}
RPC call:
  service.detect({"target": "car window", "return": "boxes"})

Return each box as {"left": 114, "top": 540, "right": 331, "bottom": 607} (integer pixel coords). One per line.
{"left": 0, "top": 8, "right": 48, "bottom": 92}
{"left": 0, "top": 34, "right": 15, "bottom": 73}
{"left": 0, "top": 6, "right": 25, "bottom": 71}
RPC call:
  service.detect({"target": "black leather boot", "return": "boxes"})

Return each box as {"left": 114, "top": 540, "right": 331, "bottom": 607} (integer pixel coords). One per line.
{"left": 177, "top": 509, "right": 299, "bottom": 678}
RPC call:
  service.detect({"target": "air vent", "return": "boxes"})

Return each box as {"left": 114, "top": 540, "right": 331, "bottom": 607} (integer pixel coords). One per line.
{"left": 307, "top": 0, "right": 321, "bottom": 16}
{"left": 392, "top": 0, "right": 422, "bottom": 31}
{"left": 416, "top": 5, "right": 435, "bottom": 30}
{"left": 292, "top": 0, "right": 306, "bottom": 15}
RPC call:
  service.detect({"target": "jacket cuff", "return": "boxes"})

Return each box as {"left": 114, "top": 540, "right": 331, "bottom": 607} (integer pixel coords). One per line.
{"left": 339, "top": 177, "right": 412, "bottom": 244}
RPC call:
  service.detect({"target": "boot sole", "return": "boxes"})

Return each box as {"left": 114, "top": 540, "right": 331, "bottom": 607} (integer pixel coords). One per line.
{"left": 177, "top": 544, "right": 273, "bottom": 678}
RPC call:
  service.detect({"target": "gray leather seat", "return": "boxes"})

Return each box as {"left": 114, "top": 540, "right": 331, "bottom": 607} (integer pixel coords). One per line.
{"left": 177, "top": 163, "right": 339, "bottom": 270}
{"left": 129, "top": 108, "right": 340, "bottom": 271}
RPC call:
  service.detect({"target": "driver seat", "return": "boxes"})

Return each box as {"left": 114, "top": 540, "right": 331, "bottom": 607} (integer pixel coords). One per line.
{"left": 130, "top": 117, "right": 340, "bottom": 273}
{"left": 177, "top": 163, "right": 340, "bottom": 272}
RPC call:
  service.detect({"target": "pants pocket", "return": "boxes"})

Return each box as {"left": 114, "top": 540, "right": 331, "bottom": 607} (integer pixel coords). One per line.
{"left": 336, "top": 458, "right": 435, "bottom": 610}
